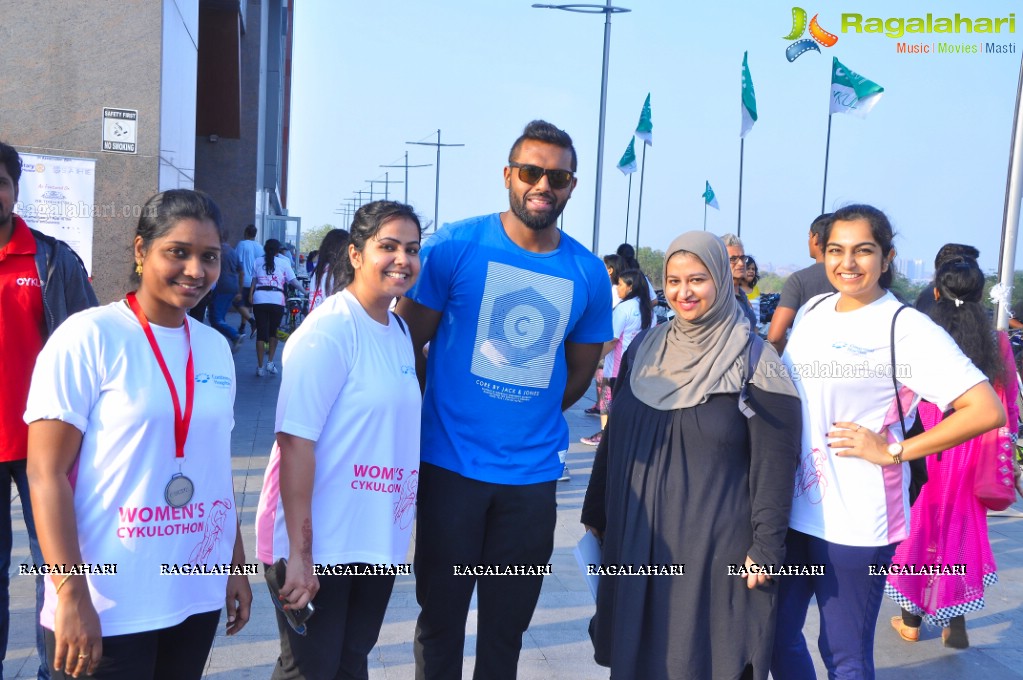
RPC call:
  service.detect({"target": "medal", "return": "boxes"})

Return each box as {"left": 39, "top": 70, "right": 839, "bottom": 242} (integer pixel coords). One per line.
{"left": 126, "top": 293, "right": 196, "bottom": 507}
{"left": 164, "top": 473, "right": 195, "bottom": 508}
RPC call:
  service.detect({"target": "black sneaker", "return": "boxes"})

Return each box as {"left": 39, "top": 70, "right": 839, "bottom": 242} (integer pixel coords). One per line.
{"left": 584, "top": 405, "right": 600, "bottom": 416}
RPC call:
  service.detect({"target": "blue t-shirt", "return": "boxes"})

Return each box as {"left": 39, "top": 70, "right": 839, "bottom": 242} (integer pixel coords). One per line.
{"left": 407, "top": 213, "right": 613, "bottom": 484}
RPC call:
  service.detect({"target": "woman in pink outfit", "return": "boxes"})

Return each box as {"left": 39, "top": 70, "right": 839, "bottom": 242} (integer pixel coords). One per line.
{"left": 886, "top": 254, "right": 1018, "bottom": 649}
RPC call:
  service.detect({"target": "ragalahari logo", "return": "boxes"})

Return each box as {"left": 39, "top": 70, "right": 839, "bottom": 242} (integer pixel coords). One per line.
{"left": 783, "top": 7, "right": 838, "bottom": 62}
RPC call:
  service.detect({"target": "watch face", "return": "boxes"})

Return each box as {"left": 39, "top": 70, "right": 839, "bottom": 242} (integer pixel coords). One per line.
{"left": 887, "top": 443, "right": 904, "bottom": 456}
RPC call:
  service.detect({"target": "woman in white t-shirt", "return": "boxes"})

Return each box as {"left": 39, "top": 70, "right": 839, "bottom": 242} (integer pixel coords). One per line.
{"left": 770, "top": 205, "right": 1004, "bottom": 680}
{"left": 249, "top": 239, "right": 306, "bottom": 376}
{"left": 581, "top": 269, "right": 652, "bottom": 447}
{"left": 308, "top": 228, "right": 350, "bottom": 313}
{"left": 255, "top": 200, "right": 422, "bottom": 678}
{"left": 26, "top": 189, "right": 251, "bottom": 680}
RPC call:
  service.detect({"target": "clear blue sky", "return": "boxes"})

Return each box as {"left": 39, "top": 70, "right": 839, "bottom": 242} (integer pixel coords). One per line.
{"left": 287, "top": 0, "right": 1022, "bottom": 275}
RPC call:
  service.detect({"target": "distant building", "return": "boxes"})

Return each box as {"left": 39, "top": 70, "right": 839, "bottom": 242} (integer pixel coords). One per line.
{"left": 0, "top": 0, "right": 295, "bottom": 303}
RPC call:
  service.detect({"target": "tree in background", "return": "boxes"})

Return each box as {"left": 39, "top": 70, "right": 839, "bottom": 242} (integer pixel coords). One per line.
{"left": 888, "top": 270, "right": 926, "bottom": 304}
{"left": 756, "top": 271, "right": 785, "bottom": 295}
{"left": 983, "top": 271, "right": 1023, "bottom": 312}
{"left": 637, "top": 247, "right": 666, "bottom": 288}
{"left": 300, "top": 224, "right": 336, "bottom": 254}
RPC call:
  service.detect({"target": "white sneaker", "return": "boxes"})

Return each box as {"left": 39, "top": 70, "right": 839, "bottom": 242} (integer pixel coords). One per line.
{"left": 256, "top": 365, "right": 265, "bottom": 377}
{"left": 559, "top": 464, "right": 571, "bottom": 482}
{"left": 266, "top": 361, "right": 278, "bottom": 375}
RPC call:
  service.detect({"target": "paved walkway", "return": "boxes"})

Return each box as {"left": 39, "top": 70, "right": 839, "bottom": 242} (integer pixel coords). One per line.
{"left": 7, "top": 311, "right": 1023, "bottom": 678}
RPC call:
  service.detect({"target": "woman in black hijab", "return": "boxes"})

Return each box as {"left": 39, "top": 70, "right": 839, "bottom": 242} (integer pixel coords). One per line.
{"left": 582, "top": 231, "right": 801, "bottom": 680}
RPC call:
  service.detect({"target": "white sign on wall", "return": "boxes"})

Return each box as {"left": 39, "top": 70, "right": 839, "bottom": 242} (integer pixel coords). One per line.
{"left": 16, "top": 153, "right": 97, "bottom": 275}
{"left": 102, "top": 107, "right": 138, "bottom": 154}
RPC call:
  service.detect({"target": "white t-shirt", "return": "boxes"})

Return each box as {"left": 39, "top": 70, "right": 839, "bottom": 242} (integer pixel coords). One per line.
{"left": 611, "top": 276, "right": 658, "bottom": 308}
{"left": 783, "top": 291, "right": 985, "bottom": 546}
{"left": 251, "top": 255, "right": 299, "bottom": 306}
{"left": 307, "top": 271, "right": 335, "bottom": 313}
{"left": 24, "top": 302, "right": 237, "bottom": 636}
{"left": 255, "top": 289, "right": 421, "bottom": 566}
{"left": 602, "top": 297, "right": 644, "bottom": 378}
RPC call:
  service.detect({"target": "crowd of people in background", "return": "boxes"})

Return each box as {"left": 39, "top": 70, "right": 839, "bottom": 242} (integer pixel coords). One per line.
{"left": 2, "top": 120, "right": 1021, "bottom": 680}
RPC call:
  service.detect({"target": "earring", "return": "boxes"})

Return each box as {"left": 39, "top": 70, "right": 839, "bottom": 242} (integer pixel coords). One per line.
{"left": 135, "top": 261, "right": 143, "bottom": 276}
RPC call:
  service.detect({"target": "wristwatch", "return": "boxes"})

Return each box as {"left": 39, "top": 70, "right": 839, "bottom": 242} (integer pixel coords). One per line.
{"left": 886, "top": 442, "right": 904, "bottom": 466}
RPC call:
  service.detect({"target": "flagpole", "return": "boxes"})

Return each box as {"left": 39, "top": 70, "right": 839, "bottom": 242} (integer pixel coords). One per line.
{"left": 821, "top": 114, "right": 833, "bottom": 214}
{"left": 635, "top": 143, "right": 647, "bottom": 249}
{"left": 624, "top": 174, "right": 632, "bottom": 244}
{"left": 737, "top": 138, "right": 744, "bottom": 237}
{"left": 703, "top": 200, "right": 707, "bottom": 231}
{"left": 995, "top": 56, "right": 1023, "bottom": 331}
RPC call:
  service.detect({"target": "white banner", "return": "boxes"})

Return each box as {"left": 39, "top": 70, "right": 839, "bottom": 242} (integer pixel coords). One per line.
{"left": 16, "top": 153, "right": 97, "bottom": 275}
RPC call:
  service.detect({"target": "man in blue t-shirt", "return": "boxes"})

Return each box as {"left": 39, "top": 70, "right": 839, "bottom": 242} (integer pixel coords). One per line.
{"left": 396, "top": 120, "right": 612, "bottom": 680}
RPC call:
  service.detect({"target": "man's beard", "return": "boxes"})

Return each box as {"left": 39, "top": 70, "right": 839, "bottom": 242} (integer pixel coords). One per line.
{"left": 509, "top": 188, "right": 568, "bottom": 232}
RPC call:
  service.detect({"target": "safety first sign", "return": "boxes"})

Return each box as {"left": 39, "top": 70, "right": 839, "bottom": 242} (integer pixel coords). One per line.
{"left": 102, "top": 108, "right": 138, "bottom": 154}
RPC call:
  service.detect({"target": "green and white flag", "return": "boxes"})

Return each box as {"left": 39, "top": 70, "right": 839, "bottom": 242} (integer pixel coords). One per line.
{"left": 740, "top": 51, "right": 758, "bottom": 138}
{"left": 702, "top": 181, "right": 719, "bottom": 209}
{"left": 635, "top": 94, "right": 652, "bottom": 146}
{"left": 617, "top": 137, "right": 637, "bottom": 175}
{"left": 829, "top": 57, "right": 884, "bottom": 119}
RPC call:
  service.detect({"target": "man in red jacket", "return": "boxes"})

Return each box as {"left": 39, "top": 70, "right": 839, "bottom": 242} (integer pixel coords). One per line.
{"left": 0, "top": 141, "right": 97, "bottom": 680}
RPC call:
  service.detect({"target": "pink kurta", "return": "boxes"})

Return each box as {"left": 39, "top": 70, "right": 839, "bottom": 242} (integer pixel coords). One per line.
{"left": 885, "top": 332, "right": 1018, "bottom": 626}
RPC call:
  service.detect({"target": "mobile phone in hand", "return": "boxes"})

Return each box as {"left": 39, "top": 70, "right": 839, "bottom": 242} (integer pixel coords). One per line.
{"left": 264, "top": 557, "right": 315, "bottom": 635}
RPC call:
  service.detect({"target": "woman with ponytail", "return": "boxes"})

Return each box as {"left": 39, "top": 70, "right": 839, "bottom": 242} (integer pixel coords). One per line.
{"left": 249, "top": 238, "right": 306, "bottom": 376}
{"left": 886, "top": 253, "right": 1017, "bottom": 649}
{"left": 256, "top": 201, "right": 422, "bottom": 678}
{"left": 309, "top": 229, "right": 350, "bottom": 313}
{"left": 581, "top": 269, "right": 652, "bottom": 447}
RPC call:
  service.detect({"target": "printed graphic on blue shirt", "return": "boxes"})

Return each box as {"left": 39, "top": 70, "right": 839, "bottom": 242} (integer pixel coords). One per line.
{"left": 471, "top": 261, "right": 573, "bottom": 391}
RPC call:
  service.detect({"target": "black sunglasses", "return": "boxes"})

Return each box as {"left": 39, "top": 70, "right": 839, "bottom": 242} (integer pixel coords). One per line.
{"left": 508, "top": 162, "right": 574, "bottom": 190}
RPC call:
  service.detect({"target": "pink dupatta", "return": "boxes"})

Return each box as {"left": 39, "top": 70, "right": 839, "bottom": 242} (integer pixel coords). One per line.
{"left": 884, "top": 331, "right": 1018, "bottom": 626}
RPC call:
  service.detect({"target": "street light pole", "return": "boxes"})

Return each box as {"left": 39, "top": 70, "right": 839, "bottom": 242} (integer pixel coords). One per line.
{"left": 408, "top": 130, "right": 465, "bottom": 232}
{"left": 532, "top": 2, "right": 631, "bottom": 255}
{"left": 367, "top": 172, "right": 404, "bottom": 202}
{"left": 344, "top": 198, "right": 359, "bottom": 222}
{"left": 381, "top": 151, "right": 432, "bottom": 204}
{"left": 366, "top": 180, "right": 381, "bottom": 201}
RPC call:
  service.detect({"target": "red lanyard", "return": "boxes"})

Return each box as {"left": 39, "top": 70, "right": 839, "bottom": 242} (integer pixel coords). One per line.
{"left": 126, "top": 292, "right": 194, "bottom": 459}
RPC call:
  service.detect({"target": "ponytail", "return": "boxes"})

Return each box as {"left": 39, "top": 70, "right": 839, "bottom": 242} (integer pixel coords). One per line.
{"left": 928, "top": 257, "right": 1003, "bottom": 382}
{"left": 262, "top": 239, "right": 281, "bottom": 275}
{"left": 618, "top": 269, "right": 652, "bottom": 330}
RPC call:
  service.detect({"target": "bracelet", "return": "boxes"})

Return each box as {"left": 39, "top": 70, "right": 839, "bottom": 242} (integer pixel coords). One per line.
{"left": 55, "top": 574, "right": 74, "bottom": 594}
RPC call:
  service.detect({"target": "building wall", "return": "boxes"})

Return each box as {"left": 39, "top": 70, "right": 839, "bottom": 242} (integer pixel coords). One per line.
{"left": 194, "top": 0, "right": 263, "bottom": 243}
{"left": 160, "top": 0, "right": 200, "bottom": 191}
{"left": 1, "top": 0, "right": 291, "bottom": 301}
{"left": 0, "top": 0, "right": 165, "bottom": 303}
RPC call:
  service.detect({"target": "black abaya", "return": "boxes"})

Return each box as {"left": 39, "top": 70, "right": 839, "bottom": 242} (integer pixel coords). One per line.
{"left": 581, "top": 366, "right": 800, "bottom": 680}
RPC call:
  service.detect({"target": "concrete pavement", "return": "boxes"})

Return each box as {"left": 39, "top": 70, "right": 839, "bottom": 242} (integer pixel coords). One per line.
{"left": 7, "top": 310, "right": 1023, "bottom": 679}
